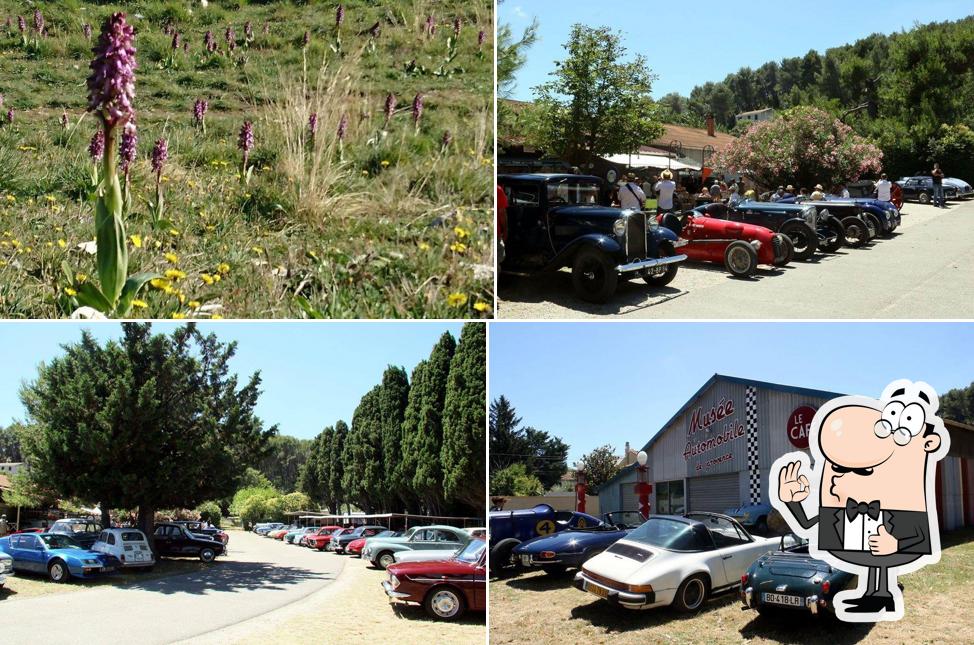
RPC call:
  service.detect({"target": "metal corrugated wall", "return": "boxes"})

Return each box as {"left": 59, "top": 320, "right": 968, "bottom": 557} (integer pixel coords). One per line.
{"left": 687, "top": 472, "right": 741, "bottom": 512}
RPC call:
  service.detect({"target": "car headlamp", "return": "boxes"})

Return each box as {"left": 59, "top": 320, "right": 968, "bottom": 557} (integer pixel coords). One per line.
{"left": 613, "top": 218, "right": 627, "bottom": 237}
{"left": 803, "top": 208, "right": 816, "bottom": 225}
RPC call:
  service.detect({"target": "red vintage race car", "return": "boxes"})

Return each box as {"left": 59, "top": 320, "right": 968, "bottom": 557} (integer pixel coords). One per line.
{"left": 382, "top": 539, "right": 486, "bottom": 621}
{"left": 657, "top": 211, "right": 793, "bottom": 277}
{"left": 304, "top": 525, "right": 344, "bottom": 551}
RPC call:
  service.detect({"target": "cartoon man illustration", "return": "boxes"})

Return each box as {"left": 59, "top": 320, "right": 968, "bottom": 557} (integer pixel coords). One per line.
{"left": 770, "top": 380, "right": 950, "bottom": 621}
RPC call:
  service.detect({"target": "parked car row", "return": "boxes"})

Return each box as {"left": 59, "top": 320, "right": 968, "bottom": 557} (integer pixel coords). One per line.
{"left": 0, "top": 520, "right": 228, "bottom": 584}
{"left": 896, "top": 175, "right": 972, "bottom": 203}
{"left": 253, "top": 521, "right": 487, "bottom": 621}
{"left": 498, "top": 173, "right": 908, "bottom": 301}
{"left": 489, "top": 504, "right": 854, "bottom": 618}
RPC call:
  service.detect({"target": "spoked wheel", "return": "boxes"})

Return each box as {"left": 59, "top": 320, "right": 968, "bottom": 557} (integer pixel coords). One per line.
{"left": 841, "top": 217, "right": 869, "bottom": 248}
{"left": 780, "top": 223, "right": 817, "bottom": 261}
{"left": 820, "top": 218, "right": 845, "bottom": 253}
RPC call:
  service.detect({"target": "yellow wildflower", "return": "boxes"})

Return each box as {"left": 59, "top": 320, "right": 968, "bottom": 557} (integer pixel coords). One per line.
{"left": 447, "top": 292, "right": 468, "bottom": 308}
{"left": 45, "top": 195, "right": 56, "bottom": 203}
{"left": 200, "top": 273, "right": 215, "bottom": 285}
{"left": 164, "top": 252, "right": 179, "bottom": 264}
{"left": 213, "top": 274, "right": 221, "bottom": 282}
{"left": 419, "top": 242, "right": 431, "bottom": 251}
{"left": 473, "top": 301, "right": 491, "bottom": 313}
{"left": 130, "top": 234, "right": 142, "bottom": 248}
{"left": 57, "top": 239, "right": 67, "bottom": 248}
{"left": 449, "top": 242, "right": 467, "bottom": 254}
{"left": 65, "top": 287, "right": 78, "bottom": 297}
{"left": 168, "top": 228, "right": 180, "bottom": 237}
{"left": 188, "top": 300, "right": 201, "bottom": 309}
{"left": 454, "top": 226, "right": 469, "bottom": 239}
{"left": 380, "top": 160, "right": 390, "bottom": 167}
{"left": 165, "top": 269, "right": 187, "bottom": 281}
{"left": 217, "top": 263, "right": 231, "bottom": 274}
{"left": 10, "top": 240, "right": 20, "bottom": 249}
{"left": 171, "top": 312, "right": 186, "bottom": 319}
{"left": 131, "top": 299, "right": 148, "bottom": 309}
{"left": 4, "top": 195, "right": 14, "bottom": 203}
{"left": 75, "top": 273, "right": 88, "bottom": 284}
{"left": 150, "top": 278, "right": 172, "bottom": 290}
{"left": 211, "top": 314, "right": 224, "bottom": 320}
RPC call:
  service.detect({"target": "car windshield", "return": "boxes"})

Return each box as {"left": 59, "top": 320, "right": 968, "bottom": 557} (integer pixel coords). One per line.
{"left": 624, "top": 518, "right": 712, "bottom": 552}
{"left": 121, "top": 532, "right": 145, "bottom": 542}
{"left": 546, "top": 180, "right": 600, "bottom": 205}
{"left": 455, "top": 540, "right": 486, "bottom": 564}
{"left": 604, "top": 511, "right": 644, "bottom": 529}
{"left": 63, "top": 522, "right": 101, "bottom": 533}
{"left": 41, "top": 534, "right": 83, "bottom": 550}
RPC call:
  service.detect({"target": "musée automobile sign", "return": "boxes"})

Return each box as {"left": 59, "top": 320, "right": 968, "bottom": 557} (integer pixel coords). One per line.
{"left": 683, "top": 397, "right": 745, "bottom": 461}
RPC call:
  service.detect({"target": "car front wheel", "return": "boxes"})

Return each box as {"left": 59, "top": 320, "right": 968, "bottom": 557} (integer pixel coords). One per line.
{"left": 571, "top": 247, "right": 618, "bottom": 303}
{"left": 377, "top": 551, "right": 396, "bottom": 570}
{"left": 772, "top": 234, "right": 793, "bottom": 266}
{"left": 918, "top": 192, "right": 930, "bottom": 204}
{"left": 643, "top": 243, "right": 679, "bottom": 287}
{"left": 779, "top": 222, "right": 817, "bottom": 261}
{"left": 199, "top": 548, "right": 216, "bottom": 563}
{"left": 724, "top": 241, "right": 758, "bottom": 278}
{"left": 821, "top": 219, "right": 845, "bottom": 253}
{"left": 424, "top": 586, "right": 467, "bottom": 621}
{"left": 48, "top": 560, "right": 70, "bottom": 583}
{"left": 840, "top": 217, "right": 869, "bottom": 247}
{"left": 673, "top": 574, "right": 709, "bottom": 613}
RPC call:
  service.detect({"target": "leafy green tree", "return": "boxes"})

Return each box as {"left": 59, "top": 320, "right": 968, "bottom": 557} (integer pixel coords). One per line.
{"left": 497, "top": 0, "right": 538, "bottom": 138}
{"left": 298, "top": 432, "right": 327, "bottom": 503}
{"left": 0, "top": 423, "right": 23, "bottom": 462}
{"left": 230, "top": 485, "right": 279, "bottom": 529}
{"left": 531, "top": 24, "right": 664, "bottom": 163}
{"left": 258, "top": 435, "right": 312, "bottom": 493}
{"left": 195, "top": 501, "right": 222, "bottom": 527}
{"left": 18, "top": 324, "right": 277, "bottom": 541}
{"left": 578, "top": 445, "right": 621, "bottom": 495}
{"left": 343, "top": 386, "right": 384, "bottom": 512}
{"left": 378, "top": 366, "right": 411, "bottom": 511}
{"left": 441, "top": 323, "right": 486, "bottom": 515}
{"left": 941, "top": 382, "right": 974, "bottom": 425}
{"left": 329, "top": 420, "right": 348, "bottom": 513}
{"left": 489, "top": 396, "right": 569, "bottom": 492}
{"left": 402, "top": 332, "right": 456, "bottom": 514}
{"left": 282, "top": 491, "right": 312, "bottom": 515}
{"left": 490, "top": 463, "right": 543, "bottom": 497}
{"left": 238, "top": 467, "right": 273, "bottom": 490}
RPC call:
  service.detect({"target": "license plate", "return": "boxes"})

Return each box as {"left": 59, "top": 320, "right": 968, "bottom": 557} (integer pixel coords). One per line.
{"left": 587, "top": 583, "right": 609, "bottom": 599}
{"left": 763, "top": 592, "right": 803, "bottom": 607}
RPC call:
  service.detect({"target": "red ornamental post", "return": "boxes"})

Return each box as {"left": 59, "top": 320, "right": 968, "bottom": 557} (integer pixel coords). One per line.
{"left": 575, "top": 466, "right": 587, "bottom": 514}
{"left": 635, "top": 450, "right": 652, "bottom": 520}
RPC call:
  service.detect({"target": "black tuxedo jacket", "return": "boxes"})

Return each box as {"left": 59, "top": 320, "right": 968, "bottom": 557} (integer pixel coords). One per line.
{"left": 785, "top": 501, "right": 931, "bottom": 554}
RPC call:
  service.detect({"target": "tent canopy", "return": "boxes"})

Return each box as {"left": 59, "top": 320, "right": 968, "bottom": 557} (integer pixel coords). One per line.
{"left": 603, "top": 153, "right": 701, "bottom": 171}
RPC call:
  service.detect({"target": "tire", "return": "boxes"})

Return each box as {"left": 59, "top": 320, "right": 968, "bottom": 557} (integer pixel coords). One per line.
{"left": 540, "top": 564, "right": 568, "bottom": 576}
{"left": 48, "top": 560, "right": 70, "bottom": 583}
{"left": 672, "top": 574, "right": 709, "bottom": 613}
{"left": 772, "top": 234, "right": 793, "bottom": 266}
{"left": 919, "top": 191, "right": 930, "bottom": 204}
{"left": 779, "top": 222, "right": 817, "bottom": 261}
{"left": 863, "top": 213, "right": 882, "bottom": 240}
{"left": 424, "top": 585, "right": 467, "bottom": 621}
{"left": 840, "top": 216, "right": 869, "bottom": 248}
{"left": 821, "top": 219, "right": 845, "bottom": 253}
{"left": 376, "top": 551, "right": 396, "bottom": 570}
{"left": 724, "top": 241, "right": 758, "bottom": 278}
{"left": 199, "top": 547, "right": 216, "bottom": 563}
{"left": 571, "top": 247, "right": 618, "bottom": 303}
{"left": 489, "top": 538, "right": 522, "bottom": 576}
{"left": 643, "top": 242, "right": 680, "bottom": 287}
{"left": 142, "top": 566, "right": 155, "bottom": 573}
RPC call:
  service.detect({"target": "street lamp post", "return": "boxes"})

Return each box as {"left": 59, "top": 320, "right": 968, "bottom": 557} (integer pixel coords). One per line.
{"left": 575, "top": 463, "right": 587, "bottom": 514}
{"left": 634, "top": 451, "right": 652, "bottom": 520}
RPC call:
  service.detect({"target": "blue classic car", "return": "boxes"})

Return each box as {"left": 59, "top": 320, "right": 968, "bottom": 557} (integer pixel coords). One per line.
{"left": 499, "top": 174, "right": 687, "bottom": 303}
{"left": 741, "top": 533, "right": 854, "bottom": 616}
{"left": 512, "top": 511, "right": 644, "bottom": 575}
{"left": 0, "top": 532, "right": 118, "bottom": 582}
{"left": 724, "top": 502, "right": 772, "bottom": 533}
{"left": 489, "top": 503, "right": 603, "bottom": 576}
{"left": 696, "top": 201, "right": 829, "bottom": 260}
{"left": 811, "top": 196, "right": 899, "bottom": 239}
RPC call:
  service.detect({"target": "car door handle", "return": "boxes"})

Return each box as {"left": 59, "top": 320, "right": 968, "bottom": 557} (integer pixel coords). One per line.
{"left": 722, "top": 554, "right": 733, "bottom": 560}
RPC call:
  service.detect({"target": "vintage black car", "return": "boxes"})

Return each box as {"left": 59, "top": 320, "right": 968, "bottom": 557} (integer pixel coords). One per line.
{"left": 330, "top": 524, "right": 387, "bottom": 554}
{"left": 896, "top": 176, "right": 957, "bottom": 204}
{"left": 153, "top": 523, "right": 226, "bottom": 562}
{"left": 498, "top": 174, "right": 687, "bottom": 303}
{"left": 695, "top": 201, "right": 829, "bottom": 260}
{"left": 792, "top": 199, "right": 878, "bottom": 247}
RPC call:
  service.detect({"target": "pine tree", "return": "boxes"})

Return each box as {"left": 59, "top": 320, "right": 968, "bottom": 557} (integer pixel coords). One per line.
{"left": 329, "top": 421, "right": 348, "bottom": 514}
{"left": 441, "top": 323, "right": 486, "bottom": 514}
{"left": 378, "top": 366, "right": 411, "bottom": 511}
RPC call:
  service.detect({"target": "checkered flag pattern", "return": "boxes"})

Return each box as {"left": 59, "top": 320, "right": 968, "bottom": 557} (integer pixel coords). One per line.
{"left": 745, "top": 386, "right": 760, "bottom": 504}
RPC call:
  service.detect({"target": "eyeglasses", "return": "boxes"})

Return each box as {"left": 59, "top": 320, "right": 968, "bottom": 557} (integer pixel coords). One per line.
{"left": 874, "top": 401, "right": 926, "bottom": 446}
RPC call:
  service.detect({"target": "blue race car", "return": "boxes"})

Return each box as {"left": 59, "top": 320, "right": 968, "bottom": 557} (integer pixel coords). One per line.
{"left": 0, "top": 532, "right": 119, "bottom": 583}
{"left": 512, "top": 511, "right": 645, "bottom": 575}
{"left": 489, "top": 503, "right": 603, "bottom": 576}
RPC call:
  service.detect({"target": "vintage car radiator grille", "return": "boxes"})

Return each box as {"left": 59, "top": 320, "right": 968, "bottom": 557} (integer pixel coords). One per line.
{"left": 626, "top": 214, "right": 647, "bottom": 259}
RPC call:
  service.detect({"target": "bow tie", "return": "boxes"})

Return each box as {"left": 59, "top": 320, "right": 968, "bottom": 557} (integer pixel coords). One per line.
{"left": 845, "top": 498, "right": 881, "bottom": 521}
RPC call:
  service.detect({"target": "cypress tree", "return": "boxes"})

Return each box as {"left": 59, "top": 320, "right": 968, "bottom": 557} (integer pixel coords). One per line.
{"left": 441, "top": 323, "right": 486, "bottom": 515}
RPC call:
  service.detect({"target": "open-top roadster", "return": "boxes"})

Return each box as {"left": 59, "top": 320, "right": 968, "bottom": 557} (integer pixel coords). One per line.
{"left": 512, "top": 511, "right": 645, "bottom": 575}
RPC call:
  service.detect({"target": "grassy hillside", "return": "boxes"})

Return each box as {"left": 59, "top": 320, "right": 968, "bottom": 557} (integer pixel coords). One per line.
{"left": 0, "top": 0, "right": 493, "bottom": 318}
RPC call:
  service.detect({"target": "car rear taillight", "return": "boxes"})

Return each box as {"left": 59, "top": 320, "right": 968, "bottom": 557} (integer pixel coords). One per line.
{"left": 540, "top": 551, "right": 556, "bottom": 559}
{"left": 821, "top": 580, "right": 830, "bottom": 594}
{"left": 120, "top": 554, "right": 126, "bottom": 562}
{"left": 741, "top": 574, "right": 748, "bottom": 587}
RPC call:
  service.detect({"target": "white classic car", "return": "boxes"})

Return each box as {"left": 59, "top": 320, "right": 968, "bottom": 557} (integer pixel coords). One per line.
{"left": 91, "top": 528, "right": 155, "bottom": 569}
{"left": 0, "top": 551, "right": 12, "bottom": 587}
{"left": 574, "top": 512, "right": 776, "bottom": 612}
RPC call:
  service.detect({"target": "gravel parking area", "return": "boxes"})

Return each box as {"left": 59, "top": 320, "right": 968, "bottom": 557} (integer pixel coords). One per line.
{"left": 498, "top": 200, "right": 974, "bottom": 319}
{"left": 489, "top": 527, "right": 974, "bottom": 645}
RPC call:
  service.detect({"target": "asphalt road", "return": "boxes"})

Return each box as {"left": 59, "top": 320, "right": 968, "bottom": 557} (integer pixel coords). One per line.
{"left": 0, "top": 531, "right": 344, "bottom": 645}
{"left": 497, "top": 200, "right": 974, "bottom": 319}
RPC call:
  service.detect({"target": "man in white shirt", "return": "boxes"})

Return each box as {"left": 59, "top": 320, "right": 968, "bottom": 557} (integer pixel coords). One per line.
{"left": 875, "top": 173, "right": 892, "bottom": 202}
{"left": 654, "top": 170, "right": 677, "bottom": 212}
{"left": 618, "top": 173, "right": 646, "bottom": 210}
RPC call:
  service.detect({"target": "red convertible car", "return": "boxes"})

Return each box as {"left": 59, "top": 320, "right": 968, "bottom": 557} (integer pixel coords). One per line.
{"left": 659, "top": 211, "right": 792, "bottom": 277}
{"left": 304, "top": 526, "right": 344, "bottom": 551}
{"left": 382, "top": 539, "right": 486, "bottom": 621}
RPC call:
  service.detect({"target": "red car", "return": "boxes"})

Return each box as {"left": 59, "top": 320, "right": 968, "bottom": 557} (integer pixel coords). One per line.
{"left": 348, "top": 529, "right": 399, "bottom": 556}
{"left": 304, "top": 526, "right": 344, "bottom": 551}
{"left": 382, "top": 539, "right": 486, "bottom": 621}
{"left": 9, "top": 528, "right": 44, "bottom": 535}
{"left": 658, "top": 211, "right": 792, "bottom": 277}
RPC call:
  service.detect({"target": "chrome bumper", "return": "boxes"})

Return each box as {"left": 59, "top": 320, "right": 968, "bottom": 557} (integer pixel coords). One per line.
{"left": 381, "top": 580, "right": 411, "bottom": 600}
{"left": 617, "top": 253, "right": 687, "bottom": 274}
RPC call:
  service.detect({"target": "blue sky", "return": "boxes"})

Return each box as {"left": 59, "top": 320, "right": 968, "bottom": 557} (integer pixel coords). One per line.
{"left": 500, "top": 0, "right": 972, "bottom": 100}
{"left": 0, "top": 322, "right": 464, "bottom": 440}
{"left": 490, "top": 322, "right": 974, "bottom": 464}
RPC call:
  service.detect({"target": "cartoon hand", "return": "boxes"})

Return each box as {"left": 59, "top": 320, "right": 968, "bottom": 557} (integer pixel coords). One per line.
{"left": 869, "top": 525, "right": 898, "bottom": 556}
{"left": 778, "top": 460, "right": 810, "bottom": 503}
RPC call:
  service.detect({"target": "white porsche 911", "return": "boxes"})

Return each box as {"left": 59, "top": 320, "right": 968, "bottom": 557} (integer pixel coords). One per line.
{"left": 574, "top": 512, "right": 776, "bottom": 612}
